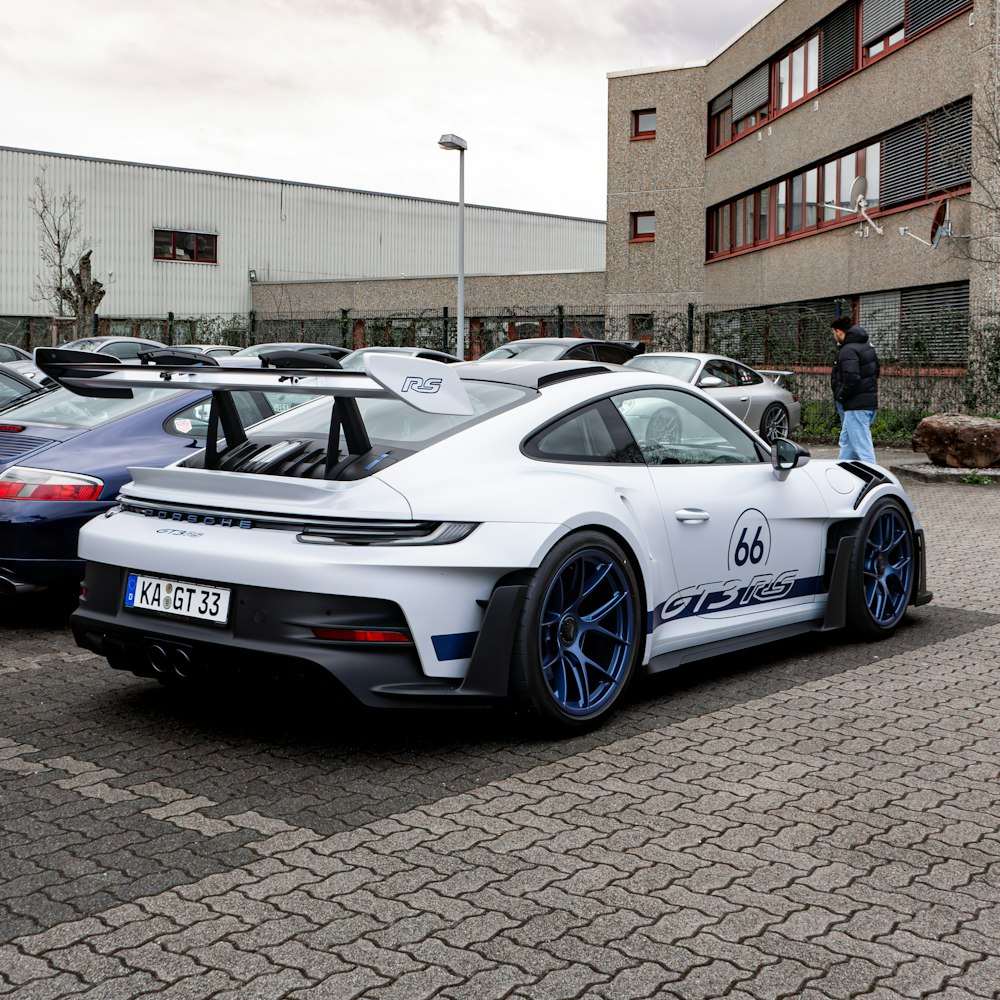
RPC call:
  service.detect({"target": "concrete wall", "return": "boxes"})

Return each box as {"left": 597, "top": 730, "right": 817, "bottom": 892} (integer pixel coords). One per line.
{"left": 252, "top": 271, "right": 607, "bottom": 317}
{"left": 606, "top": 66, "right": 708, "bottom": 307}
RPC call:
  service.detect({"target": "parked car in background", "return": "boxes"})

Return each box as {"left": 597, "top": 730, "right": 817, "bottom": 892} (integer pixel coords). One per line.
{"left": 62, "top": 336, "right": 167, "bottom": 360}
{"left": 0, "top": 344, "right": 32, "bottom": 364}
{"left": 0, "top": 362, "right": 53, "bottom": 413}
{"left": 625, "top": 352, "right": 801, "bottom": 442}
{"left": 339, "top": 346, "right": 460, "bottom": 370}
{"left": 0, "top": 378, "right": 309, "bottom": 596}
{"left": 233, "top": 342, "right": 351, "bottom": 360}
{"left": 476, "top": 337, "right": 645, "bottom": 365}
{"left": 5, "top": 360, "right": 56, "bottom": 388}
{"left": 171, "top": 344, "right": 241, "bottom": 359}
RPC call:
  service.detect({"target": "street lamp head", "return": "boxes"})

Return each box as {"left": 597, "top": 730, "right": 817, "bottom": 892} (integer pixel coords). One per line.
{"left": 438, "top": 134, "right": 468, "bottom": 151}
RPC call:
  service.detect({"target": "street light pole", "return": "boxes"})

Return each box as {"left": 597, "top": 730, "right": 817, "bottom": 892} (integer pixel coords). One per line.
{"left": 438, "top": 134, "right": 467, "bottom": 360}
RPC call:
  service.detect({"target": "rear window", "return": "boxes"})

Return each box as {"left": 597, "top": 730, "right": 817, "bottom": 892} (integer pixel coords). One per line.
{"left": 256, "top": 379, "right": 530, "bottom": 448}
{"left": 626, "top": 356, "right": 701, "bottom": 382}
{"left": 3, "top": 386, "right": 186, "bottom": 428}
{"left": 478, "top": 343, "right": 570, "bottom": 362}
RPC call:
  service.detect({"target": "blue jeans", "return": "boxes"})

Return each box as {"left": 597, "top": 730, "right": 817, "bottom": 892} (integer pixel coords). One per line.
{"left": 836, "top": 403, "right": 876, "bottom": 463}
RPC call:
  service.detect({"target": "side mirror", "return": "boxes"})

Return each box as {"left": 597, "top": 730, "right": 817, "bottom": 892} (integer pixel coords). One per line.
{"left": 698, "top": 375, "right": 724, "bottom": 388}
{"left": 770, "top": 438, "right": 810, "bottom": 473}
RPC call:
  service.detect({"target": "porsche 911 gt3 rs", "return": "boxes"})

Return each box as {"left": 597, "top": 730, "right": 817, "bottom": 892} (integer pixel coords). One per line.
{"left": 37, "top": 348, "right": 931, "bottom": 732}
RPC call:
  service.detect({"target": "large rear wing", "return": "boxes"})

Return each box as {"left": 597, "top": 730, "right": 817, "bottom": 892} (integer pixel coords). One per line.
{"left": 35, "top": 347, "right": 473, "bottom": 479}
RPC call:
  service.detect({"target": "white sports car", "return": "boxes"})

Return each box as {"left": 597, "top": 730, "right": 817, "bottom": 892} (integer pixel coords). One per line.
{"left": 39, "top": 349, "right": 931, "bottom": 732}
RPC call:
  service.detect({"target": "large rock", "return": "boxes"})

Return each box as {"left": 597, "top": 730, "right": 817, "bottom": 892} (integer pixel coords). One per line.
{"left": 912, "top": 413, "right": 1000, "bottom": 468}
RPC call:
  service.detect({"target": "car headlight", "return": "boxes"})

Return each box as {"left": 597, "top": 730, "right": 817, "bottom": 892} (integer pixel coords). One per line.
{"left": 0, "top": 467, "right": 104, "bottom": 502}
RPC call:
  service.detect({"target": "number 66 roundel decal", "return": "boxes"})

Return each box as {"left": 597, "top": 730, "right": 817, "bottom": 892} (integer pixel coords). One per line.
{"left": 729, "top": 509, "right": 771, "bottom": 570}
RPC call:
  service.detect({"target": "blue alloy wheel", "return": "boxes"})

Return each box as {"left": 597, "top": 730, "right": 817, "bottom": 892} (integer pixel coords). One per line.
{"left": 512, "top": 531, "right": 642, "bottom": 730}
{"left": 845, "top": 497, "right": 915, "bottom": 638}
{"left": 862, "top": 506, "right": 913, "bottom": 628}
{"left": 537, "top": 548, "right": 636, "bottom": 716}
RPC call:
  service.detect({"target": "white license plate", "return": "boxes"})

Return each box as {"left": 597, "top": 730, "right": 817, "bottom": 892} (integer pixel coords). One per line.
{"left": 124, "top": 573, "right": 231, "bottom": 624}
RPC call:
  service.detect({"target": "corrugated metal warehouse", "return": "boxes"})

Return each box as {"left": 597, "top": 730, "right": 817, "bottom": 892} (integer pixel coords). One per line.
{"left": 0, "top": 146, "right": 606, "bottom": 318}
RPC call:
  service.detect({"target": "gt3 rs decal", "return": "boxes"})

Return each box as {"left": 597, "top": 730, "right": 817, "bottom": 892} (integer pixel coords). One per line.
{"left": 648, "top": 571, "right": 826, "bottom": 630}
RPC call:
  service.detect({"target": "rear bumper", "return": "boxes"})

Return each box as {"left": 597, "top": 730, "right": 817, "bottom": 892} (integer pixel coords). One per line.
{"left": 72, "top": 562, "right": 519, "bottom": 709}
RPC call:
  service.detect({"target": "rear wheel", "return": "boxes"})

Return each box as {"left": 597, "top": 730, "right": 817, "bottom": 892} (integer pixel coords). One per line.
{"left": 511, "top": 532, "right": 642, "bottom": 732}
{"left": 760, "top": 403, "right": 790, "bottom": 442}
{"left": 845, "top": 498, "right": 915, "bottom": 638}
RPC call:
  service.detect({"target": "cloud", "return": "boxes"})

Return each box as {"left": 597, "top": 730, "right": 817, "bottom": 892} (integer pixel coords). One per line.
{"left": 0, "top": 0, "right": 769, "bottom": 218}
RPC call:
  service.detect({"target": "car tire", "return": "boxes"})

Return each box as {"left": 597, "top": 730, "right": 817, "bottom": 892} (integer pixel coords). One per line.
{"left": 760, "top": 403, "right": 790, "bottom": 442}
{"left": 844, "top": 497, "right": 915, "bottom": 639}
{"left": 511, "top": 531, "right": 642, "bottom": 732}
{"left": 645, "top": 408, "right": 681, "bottom": 445}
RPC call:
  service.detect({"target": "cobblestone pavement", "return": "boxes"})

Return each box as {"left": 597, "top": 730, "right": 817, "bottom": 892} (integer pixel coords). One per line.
{"left": 2, "top": 469, "right": 999, "bottom": 999}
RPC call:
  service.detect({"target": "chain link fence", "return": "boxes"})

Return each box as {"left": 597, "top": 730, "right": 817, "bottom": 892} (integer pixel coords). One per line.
{"left": 4, "top": 301, "right": 998, "bottom": 444}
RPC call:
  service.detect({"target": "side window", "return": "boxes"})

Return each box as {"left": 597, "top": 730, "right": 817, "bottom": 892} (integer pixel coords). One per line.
{"left": 526, "top": 402, "right": 640, "bottom": 464}
{"left": 104, "top": 342, "right": 146, "bottom": 360}
{"left": 0, "top": 346, "right": 17, "bottom": 362}
{"left": 701, "top": 359, "right": 740, "bottom": 387}
{"left": 564, "top": 345, "right": 597, "bottom": 361}
{"left": 0, "top": 373, "right": 24, "bottom": 405}
{"left": 593, "top": 344, "right": 632, "bottom": 364}
{"left": 735, "top": 364, "right": 763, "bottom": 386}
{"left": 614, "top": 389, "right": 762, "bottom": 466}
{"left": 165, "top": 391, "right": 265, "bottom": 439}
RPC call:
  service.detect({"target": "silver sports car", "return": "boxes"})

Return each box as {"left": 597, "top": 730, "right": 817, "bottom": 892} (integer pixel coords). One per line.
{"left": 625, "top": 352, "right": 800, "bottom": 442}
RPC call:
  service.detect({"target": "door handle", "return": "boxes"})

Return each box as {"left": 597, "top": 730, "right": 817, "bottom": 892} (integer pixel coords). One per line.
{"left": 675, "top": 509, "right": 710, "bottom": 523}
{"left": 739, "top": 396, "right": 749, "bottom": 402}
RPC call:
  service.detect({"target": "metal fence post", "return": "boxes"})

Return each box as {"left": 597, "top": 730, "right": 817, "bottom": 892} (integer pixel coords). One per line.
{"left": 686, "top": 303, "right": 695, "bottom": 352}
{"left": 442, "top": 306, "right": 449, "bottom": 353}
{"left": 557, "top": 305, "right": 565, "bottom": 337}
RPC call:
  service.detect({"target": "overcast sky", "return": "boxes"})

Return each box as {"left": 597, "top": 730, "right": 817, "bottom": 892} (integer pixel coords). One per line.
{"left": 0, "top": 0, "right": 770, "bottom": 220}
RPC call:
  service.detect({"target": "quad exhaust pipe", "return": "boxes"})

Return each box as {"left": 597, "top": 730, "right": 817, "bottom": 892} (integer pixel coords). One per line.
{"left": 0, "top": 573, "right": 41, "bottom": 596}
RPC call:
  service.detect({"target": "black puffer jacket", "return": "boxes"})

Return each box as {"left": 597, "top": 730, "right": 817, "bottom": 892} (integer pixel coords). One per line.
{"left": 831, "top": 326, "right": 879, "bottom": 411}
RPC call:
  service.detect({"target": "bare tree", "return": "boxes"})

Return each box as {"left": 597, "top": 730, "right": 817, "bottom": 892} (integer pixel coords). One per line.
{"left": 60, "top": 251, "right": 105, "bottom": 340}
{"left": 28, "top": 170, "right": 95, "bottom": 320}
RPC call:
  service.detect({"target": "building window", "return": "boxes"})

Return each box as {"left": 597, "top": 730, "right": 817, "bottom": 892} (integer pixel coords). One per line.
{"left": 776, "top": 32, "right": 820, "bottom": 110}
{"left": 707, "top": 100, "right": 969, "bottom": 261}
{"left": 630, "top": 212, "right": 655, "bottom": 242}
{"left": 632, "top": 109, "right": 656, "bottom": 139}
{"left": 154, "top": 229, "right": 218, "bottom": 263}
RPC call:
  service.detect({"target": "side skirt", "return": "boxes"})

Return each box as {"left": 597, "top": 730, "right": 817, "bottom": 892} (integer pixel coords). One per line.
{"left": 644, "top": 619, "right": 822, "bottom": 675}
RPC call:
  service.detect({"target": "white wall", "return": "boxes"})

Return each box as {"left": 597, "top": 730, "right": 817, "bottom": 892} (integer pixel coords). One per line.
{"left": 0, "top": 147, "right": 606, "bottom": 317}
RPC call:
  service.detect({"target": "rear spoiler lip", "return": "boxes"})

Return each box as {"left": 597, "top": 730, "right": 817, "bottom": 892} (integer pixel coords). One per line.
{"left": 757, "top": 368, "right": 794, "bottom": 386}
{"left": 34, "top": 347, "right": 474, "bottom": 416}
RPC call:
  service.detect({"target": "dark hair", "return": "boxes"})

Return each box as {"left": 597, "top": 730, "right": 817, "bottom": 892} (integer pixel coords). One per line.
{"left": 831, "top": 316, "right": 853, "bottom": 332}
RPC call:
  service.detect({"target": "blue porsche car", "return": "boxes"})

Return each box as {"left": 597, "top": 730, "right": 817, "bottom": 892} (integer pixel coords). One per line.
{"left": 0, "top": 381, "right": 300, "bottom": 596}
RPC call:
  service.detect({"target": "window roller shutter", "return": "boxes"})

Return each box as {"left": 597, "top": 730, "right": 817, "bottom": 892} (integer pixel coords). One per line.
{"left": 862, "top": 0, "right": 905, "bottom": 45}
{"left": 710, "top": 89, "right": 732, "bottom": 115}
{"left": 731, "top": 66, "right": 769, "bottom": 119}
{"left": 928, "top": 100, "right": 972, "bottom": 191}
{"left": 907, "top": 0, "right": 969, "bottom": 36}
{"left": 881, "top": 118, "right": 927, "bottom": 207}
{"left": 900, "top": 282, "right": 969, "bottom": 365}
{"left": 820, "top": 4, "right": 856, "bottom": 87}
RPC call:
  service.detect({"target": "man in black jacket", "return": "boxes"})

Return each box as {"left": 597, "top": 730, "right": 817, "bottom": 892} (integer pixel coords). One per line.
{"left": 831, "top": 316, "right": 879, "bottom": 463}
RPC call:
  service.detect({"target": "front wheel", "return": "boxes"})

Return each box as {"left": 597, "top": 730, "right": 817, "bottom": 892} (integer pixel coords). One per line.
{"left": 759, "top": 403, "right": 790, "bottom": 442}
{"left": 845, "top": 497, "right": 915, "bottom": 638}
{"left": 511, "top": 532, "right": 642, "bottom": 732}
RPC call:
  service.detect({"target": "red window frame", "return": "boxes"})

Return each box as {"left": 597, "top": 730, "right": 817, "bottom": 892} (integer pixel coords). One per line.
{"left": 775, "top": 32, "right": 821, "bottom": 113}
{"left": 630, "top": 212, "right": 655, "bottom": 243}
{"left": 862, "top": 25, "right": 905, "bottom": 64}
{"left": 153, "top": 229, "right": 218, "bottom": 264}
{"left": 631, "top": 108, "right": 657, "bottom": 140}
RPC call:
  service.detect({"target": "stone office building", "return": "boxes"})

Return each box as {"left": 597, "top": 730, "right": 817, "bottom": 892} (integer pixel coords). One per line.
{"left": 606, "top": 0, "right": 997, "bottom": 403}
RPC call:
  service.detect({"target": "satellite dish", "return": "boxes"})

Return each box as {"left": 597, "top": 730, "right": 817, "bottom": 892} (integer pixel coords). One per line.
{"left": 850, "top": 176, "right": 868, "bottom": 211}
{"left": 930, "top": 199, "right": 950, "bottom": 249}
